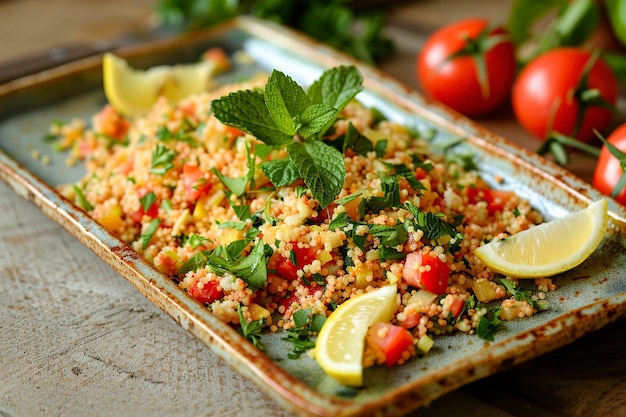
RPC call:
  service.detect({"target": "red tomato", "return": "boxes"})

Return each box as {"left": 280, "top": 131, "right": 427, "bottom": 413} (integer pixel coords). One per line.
{"left": 417, "top": 18, "right": 516, "bottom": 117}
{"left": 366, "top": 322, "right": 414, "bottom": 367}
{"left": 400, "top": 310, "right": 423, "bottom": 329}
{"left": 187, "top": 280, "right": 223, "bottom": 305}
{"left": 130, "top": 186, "right": 159, "bottom": 222}
{"left": 274, "top": 245, "right": 318, "bottom": 281}
{"left": 448, "top": 297, "right": 465, "bottom": 319}
{"left": 182, "top": 164, "right": 211, "bottom": 201}
{"left": 402, "top": 252, "right": 450, "bottom": 295}
{"left": 593, "top": 123, "right": 626, "bottom": 205}
{"left": 512, "top": 48, "right": 617, "bottom": 142}
{"left": 466, "top": 186, "right": 515, "bottom": 215}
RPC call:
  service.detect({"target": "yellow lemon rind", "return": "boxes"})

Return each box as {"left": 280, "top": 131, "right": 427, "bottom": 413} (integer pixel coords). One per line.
{"left": 474, "top": 199, "right": 608, "bottom": 278}
{"left": 314, "top": 284, "right": 398, "bottom": 386}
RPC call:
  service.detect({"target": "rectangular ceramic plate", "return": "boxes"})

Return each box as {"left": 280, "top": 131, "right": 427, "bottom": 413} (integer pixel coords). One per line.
{"left": 1, "top": 17, "right": 626, "bottom": 417}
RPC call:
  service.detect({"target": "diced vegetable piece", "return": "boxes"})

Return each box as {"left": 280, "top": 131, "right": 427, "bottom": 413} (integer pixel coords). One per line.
{"left": 99, "top": 204, "right": 124, "bottom": 232}
{"left": 366, "top": 322, "right": 414, "bottom": 367}
{"left": 248, "top": 303, "right": 270, "bottom": 321}
{"left": 402, "top": 252, "right": 450, "bottom": 295}
{"left": 473, "top": 278, "right": 498, "bottom": 303}
{"left": 183, "top": 163, "right": 211, "bottom": 201}
{"left": 187, "top": 280, "right": 223, "bottom": 305}
{"left": 417, "top": 335, "right": 434, "bottom": 353}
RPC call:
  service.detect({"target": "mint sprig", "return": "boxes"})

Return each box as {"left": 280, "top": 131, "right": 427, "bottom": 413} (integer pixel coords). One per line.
{"left": 211, "top": 66, "right": 363, "bottom": 208}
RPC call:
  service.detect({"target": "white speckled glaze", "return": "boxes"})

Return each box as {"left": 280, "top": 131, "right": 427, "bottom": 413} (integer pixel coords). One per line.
{"left": 1, "top": 17, "right": 625, "bottom": 417}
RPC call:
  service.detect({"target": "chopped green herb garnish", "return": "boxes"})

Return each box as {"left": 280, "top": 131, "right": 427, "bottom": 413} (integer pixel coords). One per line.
{"left": 476, "top": 309, "right": 502, "bottom": 341}
{"left": 149, "top": 144, "right": 177, "bottom": 175}
{"left": 238, "top": 305, "right": 265, "bottom": 350}
{"left": 140, "top": 219, "right": 161, "bottom": 250}
{"left": 283, "top": 308, "right": 327, "bottom": 359}
{"left": 211, "top": 66, "right": 363, "bottom": 208}
{"left": 73, "top": 184, "right": 94, "bottom": 212}
{"left": 140, "top": 191, "right": 157, "bottom": 212}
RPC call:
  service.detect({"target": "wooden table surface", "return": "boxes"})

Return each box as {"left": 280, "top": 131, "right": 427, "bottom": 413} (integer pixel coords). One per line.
{"left": 1, "top": 1, "right": 625, "bottom": 417}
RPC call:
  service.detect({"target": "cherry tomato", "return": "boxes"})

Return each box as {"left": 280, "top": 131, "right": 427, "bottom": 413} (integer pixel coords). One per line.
{"left": 417, "top": 18, "right": 516, "bottom": 117}
{"left": 366, "top": 322, "right": 414, "bottom": 367}
{"left": 402, "top": 252, "right": 450, "bottom": 295}
{"left": 512, "top": 48, "right": 617, "bottom": 142}
{"left": 187, "top": 280, "right": 223, "bottom": 305}
{"left": 593, "top": 123, "right": 626, "bottom": 205}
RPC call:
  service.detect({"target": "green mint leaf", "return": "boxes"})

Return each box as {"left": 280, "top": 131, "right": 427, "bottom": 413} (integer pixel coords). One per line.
{"left": 260, "top": 158, "right": 301, "bottom": 188}
{"left": 287, "top": 141, "right": 346, "bottom": 208}
{"left": 307, "top": 65, "right": 363, "bottom": 112}
{"left": 307, "top": 65, "right": 363, "bottom": 135}
{"left": 211, "top": 89, "right": 293, "bottom": 146}
{"left": 296, "top": 104, "right": 337, "bottom": 139}
{"left": 265, "top": 70, "right": 310, "bottom": 135}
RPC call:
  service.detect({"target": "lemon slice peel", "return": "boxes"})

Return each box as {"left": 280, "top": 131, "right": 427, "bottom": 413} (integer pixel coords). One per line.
{"left": 474, "top": 199, "right": 608, "bottom": 278}
{"left": 314, "top": 283, "right": 398, "bottom": 386}
{"left": 102, "top": 53, "right": 217, "bottom": 117}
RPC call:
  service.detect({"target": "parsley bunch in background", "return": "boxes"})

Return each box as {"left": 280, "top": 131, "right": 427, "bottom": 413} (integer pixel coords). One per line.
{"left": 155, "top": 0, "right": 394, "bottom": 64}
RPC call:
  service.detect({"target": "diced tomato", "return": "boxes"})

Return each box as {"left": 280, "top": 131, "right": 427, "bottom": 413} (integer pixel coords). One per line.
{"left": 314, "top": 202, "right": 336, "bottom": 224}
{"left": 400, "top": 310, "right": 423, "bottom": 329}
{"left": 130, "top": 186, "right": 159, "bottom": 222}
{"left": 448, "top": 297, "right": 465, "bottom": 319}
{"left": 93, "top": 105, "right": 129, "bottom": 141}
{"left": 402, "top": 252, "right": 450, "bottom": 295}
{"left": 187, "top": 280, "right": 223, "bottom": 305}
{"left": 415, "top": 167, "right": 429, "bottom": 180}
{"left": 274, "top": 245, "right": 319, "bottom": 281}
{"left": 224, "top": 125, "right": 245, "bottom": 141}
{"left": 367, "top": 322, "right": 414, "bottom": 367}
{"left": 466, "top": 186, "right": 515, "bottom": 215}
{"left": 278, "top": 292, "right": 298, "bottom": 316}
{"left": 182, "top": 164, "right": 211, "bottom": 201}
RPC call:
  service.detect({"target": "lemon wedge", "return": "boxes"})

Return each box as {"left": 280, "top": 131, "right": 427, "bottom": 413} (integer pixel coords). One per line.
{"left": 102, "top": 53, "right": 217, "bottom": 116}
{"left": 475, "top": 199, "right": 608, "bottom": 278}
{"left": 314, "top": 284, "right": 398, "bottom": 386}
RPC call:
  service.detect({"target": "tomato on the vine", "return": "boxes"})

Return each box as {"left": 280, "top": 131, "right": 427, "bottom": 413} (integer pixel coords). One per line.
{"left": 512, "top": 48, "right": 617, "bottom": 143}
{"left": 417, "top": 18, "right": 517, "bottom": 117}
{"left": 593, "top": 123, "right": 626, "bottom": 205}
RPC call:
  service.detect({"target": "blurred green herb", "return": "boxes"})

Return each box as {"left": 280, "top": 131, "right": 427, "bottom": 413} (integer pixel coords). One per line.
{"left": 155, "top": 0, "right": 393, "bottom": 64}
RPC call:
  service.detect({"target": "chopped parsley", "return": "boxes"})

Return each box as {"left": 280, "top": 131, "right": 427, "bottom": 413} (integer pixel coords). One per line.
{"left": 238, "top": 305, "right": 265, "bottom": 350}
{"left": 140, "top": 218, "right": 161, "bottom": 250}
{"left": 284, "top": 308, "right": 327, "bottom": 359}
{"left": 73, "top": 184, "right": 94, "bottom": 212}
{"left": 149, "top": 144, "right": 177, "bottom": 175}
